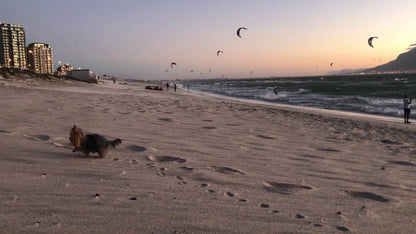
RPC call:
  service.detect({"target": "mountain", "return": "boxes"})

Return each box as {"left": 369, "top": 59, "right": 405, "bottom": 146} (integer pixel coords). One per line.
{"left": 325, "top": 48, "right": 416, "bottom": 75}
{"left": 364, "top": 48, "right": 416, "bottom": 73}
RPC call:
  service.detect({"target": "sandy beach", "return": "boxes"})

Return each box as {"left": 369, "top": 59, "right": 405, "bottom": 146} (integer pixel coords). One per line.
{"left": 1, "top": 73, "right": 416, "bottom": 233}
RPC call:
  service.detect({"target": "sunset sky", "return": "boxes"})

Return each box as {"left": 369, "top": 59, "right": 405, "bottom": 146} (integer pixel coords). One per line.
{"left": 1, "top": 0, "right": 415, "bottom": 80}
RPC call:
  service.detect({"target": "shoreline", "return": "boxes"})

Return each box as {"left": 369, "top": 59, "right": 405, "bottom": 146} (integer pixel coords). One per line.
{"left": 186, "top": 88, "right": 406, "bottom": 124}
{"left": 1, "top": 76, "right": 416, "bottom": 233}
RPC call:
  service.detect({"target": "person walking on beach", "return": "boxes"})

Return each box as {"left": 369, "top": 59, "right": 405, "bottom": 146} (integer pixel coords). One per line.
{"left": 403, "top": 94, "right": 412, "bottom": 123}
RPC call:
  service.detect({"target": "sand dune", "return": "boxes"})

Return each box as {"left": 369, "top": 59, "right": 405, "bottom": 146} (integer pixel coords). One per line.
{"left": 1, "top": 75, "right": 416, "bottom": 233}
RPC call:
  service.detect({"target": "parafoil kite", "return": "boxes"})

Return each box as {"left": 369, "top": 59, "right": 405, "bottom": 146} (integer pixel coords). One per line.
{"left": 368, "top": 37, "right": 378, "bottom": 48}
{"left": 217, "top": 50, "right": 224, "bottom": 56}
{"left": 236, "top": 27, "right": 247, "bottom": 38}
{"left": 171, "top": 62, "right": 177, "bottom": 68}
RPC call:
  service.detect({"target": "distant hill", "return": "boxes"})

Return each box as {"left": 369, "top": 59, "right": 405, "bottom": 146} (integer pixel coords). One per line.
{"left": 326, "top": 48, "right": 416, "bottom": 75}
{"left": 364, "top": 48, "right": 416, "bottom": 73}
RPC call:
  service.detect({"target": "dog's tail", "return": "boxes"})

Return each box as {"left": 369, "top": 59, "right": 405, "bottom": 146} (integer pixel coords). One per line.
{"left": 110, "top": 138, "right": 122, "bottom": 148}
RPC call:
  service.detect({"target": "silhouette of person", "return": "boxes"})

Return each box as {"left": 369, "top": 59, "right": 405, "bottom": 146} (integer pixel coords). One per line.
{"left": 174, "top": 84, "right": 177, "bottom": 92}
{"left": 403, "top": 94, "right": 412, "bottom": 123}
{"left": 166, "top": 82, "right": 169, "bottom": 91}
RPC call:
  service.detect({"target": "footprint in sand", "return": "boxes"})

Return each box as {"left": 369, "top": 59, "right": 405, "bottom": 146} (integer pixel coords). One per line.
{"left": 179, "top": 166, "right": 194, "bottom": 172}
{"left": 26, "top": 221, "right": 41, "bottom": 229}
{"left": 336, "top": 225, "right": 350, "bottom": 232}
{"left": 345, "top": 190, "right": 390, "bottom": 203}
{"left": 148, "top": 155, "right": 186, "bottom": 163}
{"left": 201, "top": 126, "right": 217, "bottom": 130}
{"left": 387, "top": 160, "right": 415, "bottom": 167}
{"left": 299, "top": 154, "right": 324, "bottom": 160}
{"left": 225, "top": 192, "right": 234, "bottom": 198}
{"left": 263, "top": 181, "right": 313, "bottom": 195}
{"left": 6, "top": 195, "right": 19, "bottom": 204}
{"left": 259, "top": 203, "right": 270, "bottom": 208}
{"left": 157, "top": 167, "right": 166, "bottom": 176}
{"left": 209, "top": 166, "right": 244, "bottom": 175}
{"left": 256, "top": 134, "right": 276, "bottom": 140}
{"left": 295, "top": 214, "right": 306, "bottom": 219}
{"left": 126, "top": 144, "right": 147, "bottom": 152}
{"left": 24, "top": 134, "right": 51, "bottom": 141}
{"left": 175, "top": 176, "right": 187, "bottom": 184}
{"left": 381, "top": 139, "right": 400, "bottom": 145}
{"left": 316, "top": 148, "right": 341, "bottom": 153}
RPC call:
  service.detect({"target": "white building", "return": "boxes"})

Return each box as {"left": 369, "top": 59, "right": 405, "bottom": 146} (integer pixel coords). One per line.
{"left": 67, "top": 69, "right": 98, "bottom": 83}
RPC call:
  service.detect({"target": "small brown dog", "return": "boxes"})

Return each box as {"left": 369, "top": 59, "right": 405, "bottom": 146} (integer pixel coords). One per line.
{"left": 69, "top": 125, "right": 122, "bottom": 158}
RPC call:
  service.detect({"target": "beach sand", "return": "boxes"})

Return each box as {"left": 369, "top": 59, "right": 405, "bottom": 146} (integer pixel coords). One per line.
{"left": 1, "top": 74, "right": 416, "bottom": 233}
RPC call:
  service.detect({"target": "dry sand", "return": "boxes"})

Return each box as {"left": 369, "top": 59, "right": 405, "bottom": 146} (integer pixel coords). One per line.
{"left": 1, "top": 74, "right": 416, "bottom": 233}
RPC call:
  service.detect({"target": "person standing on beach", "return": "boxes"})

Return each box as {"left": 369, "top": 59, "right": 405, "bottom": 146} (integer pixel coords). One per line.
{"left": 166, "top": 82, "right": 169, "bottom": 91}
{"left": 403, "top": 94, "right": 412, "bottom": 123}
{"left": 174, "top": 84, "right": 177, "bottom": 92}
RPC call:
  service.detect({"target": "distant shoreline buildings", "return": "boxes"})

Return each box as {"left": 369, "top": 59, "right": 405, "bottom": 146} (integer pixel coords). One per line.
{"left": 0, "top": 22, "right": 54, "bottom": 75}
{"left": 0, "top": 21, "right": 98, "bottom": 82}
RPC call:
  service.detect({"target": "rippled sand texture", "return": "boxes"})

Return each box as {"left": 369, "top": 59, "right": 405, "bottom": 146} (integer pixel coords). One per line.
{"left": 1, "top": 76, "right": 416, "bottom": 233}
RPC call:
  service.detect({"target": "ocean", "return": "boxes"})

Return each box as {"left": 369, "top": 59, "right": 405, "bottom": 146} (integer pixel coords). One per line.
{"left": 181, "top": 73, "right": 416, "bottom": 118}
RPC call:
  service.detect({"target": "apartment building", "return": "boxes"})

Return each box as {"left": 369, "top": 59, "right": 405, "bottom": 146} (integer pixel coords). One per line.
{"left": 27, "top": 42, "right": 54, "bottom": 74}
{"left": 0, "top": 23, "right": 26, "bottom": 68}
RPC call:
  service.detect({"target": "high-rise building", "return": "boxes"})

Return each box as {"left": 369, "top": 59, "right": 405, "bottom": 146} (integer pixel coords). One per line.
{"left": 0, "top": 23, "right": 26, "bottom": 68}
{"left": 27, "top": 43, "right": 54, "bottom": 74}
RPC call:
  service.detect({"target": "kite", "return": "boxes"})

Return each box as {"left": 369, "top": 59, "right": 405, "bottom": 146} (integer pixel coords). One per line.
{"left": 236, "top": 27, "right": 247, "bottom": 38}
{"left": 171, "top": 62, "right": 177, "bottom": 68}
{"left": 368, "top": 37, "right": 378, "bottom": 48}
{"left": 217, "top": 50, "right": 224, "bottom": 56}
{"left": 330, "top": 62, "right": 333, "bottom": 67}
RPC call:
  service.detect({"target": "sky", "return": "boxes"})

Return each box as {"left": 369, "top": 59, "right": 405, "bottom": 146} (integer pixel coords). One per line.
{"left": 1, "top": 0, "right": 415, "bottom": 80}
